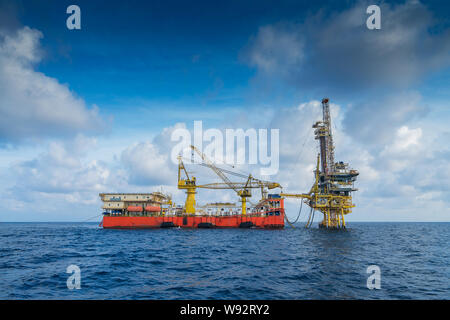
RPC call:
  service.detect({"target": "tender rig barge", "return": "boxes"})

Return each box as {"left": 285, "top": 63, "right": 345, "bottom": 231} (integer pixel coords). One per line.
{"left": 100, "top": 98, "right": 358, "bottom": 229}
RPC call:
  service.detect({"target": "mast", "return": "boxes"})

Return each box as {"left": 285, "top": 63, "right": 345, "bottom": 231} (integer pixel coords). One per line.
{"left": 322, "top": 98, "right": 335, "bottom": 176}
{"left": 314, "top": 98, "right": 335, "bottom": 177}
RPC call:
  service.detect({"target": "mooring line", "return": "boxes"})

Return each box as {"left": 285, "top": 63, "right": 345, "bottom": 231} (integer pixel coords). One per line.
{"left": 80, "top": 214, "right": 103, "bottom": 223}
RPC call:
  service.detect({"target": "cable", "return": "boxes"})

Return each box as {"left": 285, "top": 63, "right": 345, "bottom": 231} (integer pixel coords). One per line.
{"left": 292, "top": 200, "right": 303, "bottom": 223}
{"left": 305, "top": 207, "right": 316, "bottom": 228}
{"left": 310, "top": 210, "right": 316, "bottom": 228}
{"left": 292, "top": 126, "right": 313, "bottom": 173}
{"left": 80, "top": 214, "right": 103, "bottom": 223}
{"left": 305, "top": 207, "right": 312, "bottom": 228}
{"left": 182, "top": 157, "right": 249, "bottom": 179}
{"left": 284, "top": 200, "right": 303, "bottom": 228}
{"left": 306, "top": 209, "right": 316, "bottom": 228}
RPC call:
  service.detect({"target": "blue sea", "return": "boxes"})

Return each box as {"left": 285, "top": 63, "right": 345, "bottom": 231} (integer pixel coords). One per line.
{"left": 0, "top": 222, "right": 449, "bottom": 299}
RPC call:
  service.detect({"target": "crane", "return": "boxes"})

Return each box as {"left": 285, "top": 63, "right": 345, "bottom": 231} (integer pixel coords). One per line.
{"left": 177, "top": 145, "right": 282, "bottom": 215}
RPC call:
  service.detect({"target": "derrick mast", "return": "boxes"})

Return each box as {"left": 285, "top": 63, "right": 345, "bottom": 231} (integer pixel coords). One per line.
{"left": 314, "top": 98, "right": 335, "bottom": 176}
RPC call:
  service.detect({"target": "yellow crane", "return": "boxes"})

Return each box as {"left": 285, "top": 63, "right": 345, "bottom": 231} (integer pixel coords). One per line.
{"left": 177, "top": 145, "right": 282, "bottom": 215}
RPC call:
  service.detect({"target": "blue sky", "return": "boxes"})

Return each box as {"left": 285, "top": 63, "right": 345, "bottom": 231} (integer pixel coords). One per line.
{"left": 0, "top": 0, "right": 449, "bottom": 221}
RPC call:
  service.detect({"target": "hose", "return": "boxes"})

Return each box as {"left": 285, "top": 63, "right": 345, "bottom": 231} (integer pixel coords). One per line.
{"left": 284, "top": 200, "right": 303, "bottom": 228}
{"left": 305, "top": 209, "right": 316, "bottom": 228}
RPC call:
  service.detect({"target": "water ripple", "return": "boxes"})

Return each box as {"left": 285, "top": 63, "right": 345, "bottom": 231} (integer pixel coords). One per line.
{"left": 0, "top": 222, "right": 449, "bottom": 299}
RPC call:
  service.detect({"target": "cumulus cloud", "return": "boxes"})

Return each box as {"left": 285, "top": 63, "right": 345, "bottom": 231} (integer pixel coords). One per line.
{"left": 9, "top": 136, "right": 113, "bottom": 200}
{"left": 268, "top": 100, "right": 323, "bottom": 191}
{"left": 0, "top": 121, "right": 195, "bottom": 220}
{"left": 343, "top": 91, "right": 428, "bottom": 145}
{"left": 120, "top": 123, "right": 185, "bottom": 186}
{"left": 0, "top": 26, "right": 104, "bottom": 144}
{"left": 243, "top": 0, "right": 450, "bottom": 90}
{"left": 121, "top": 142, "right": 173, "bottom": 185}
{"left": 0, "top": 138, "right": 124, "bottom": 220}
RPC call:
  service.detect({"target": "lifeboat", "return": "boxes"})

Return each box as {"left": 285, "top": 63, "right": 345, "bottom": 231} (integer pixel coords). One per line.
{"left": 127, "top": 206, "right": 143, "bottom": 212}
{"left": 145, "top": 206, "right": 161, "bottom": 212}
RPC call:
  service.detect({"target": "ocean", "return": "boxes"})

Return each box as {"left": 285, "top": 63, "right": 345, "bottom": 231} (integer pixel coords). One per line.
{"left": 0, "top": 222, "right": 448, "bottom": 299}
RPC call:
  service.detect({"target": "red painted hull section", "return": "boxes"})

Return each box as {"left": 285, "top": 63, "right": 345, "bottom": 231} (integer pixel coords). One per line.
{"left": 102, "top": 214, "right": 284, "bottom": 229}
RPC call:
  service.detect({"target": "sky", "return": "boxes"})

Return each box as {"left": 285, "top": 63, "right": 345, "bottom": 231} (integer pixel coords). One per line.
{"left": 0, "top": 0, "right": 449, "bottom": 222}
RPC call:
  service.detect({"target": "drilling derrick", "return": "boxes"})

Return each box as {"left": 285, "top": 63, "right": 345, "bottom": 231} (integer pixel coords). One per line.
{"left": 315, "top": 98, "right": 335, "bottom": 176}
{"left": 281, "top": 98, "right": 359, "bottom": 229}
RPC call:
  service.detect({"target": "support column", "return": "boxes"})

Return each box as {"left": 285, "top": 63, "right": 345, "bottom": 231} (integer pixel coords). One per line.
{"left": 327, "top": 209, "right": 331, "bottom": 227}
{"left": 185, "top": 187, "right": 196, "bottom": 215}
{"left": 241, "top": 197, "right": 246, "bottom": 216}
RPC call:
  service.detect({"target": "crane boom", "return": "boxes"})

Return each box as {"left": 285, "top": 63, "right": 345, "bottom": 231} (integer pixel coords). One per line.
{"left": 189, "top": 145, "right": 281, "bottom": 215}
{"left": 190, "top": 145, "right": 240, "bottom": 194}
{"left": 189, "top": 146, "right": 280, "bottom": 190}
{"left": 197, "top": 182, "right": 281, "bottom": 190}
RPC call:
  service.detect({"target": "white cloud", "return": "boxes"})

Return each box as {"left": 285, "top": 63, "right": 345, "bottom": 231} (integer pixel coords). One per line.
{"left": 0, "top": 122, "right": 190, "bottom": 221}
{"left": 380, "top": 126, "right": 423, "bottom": 167}
{"left": 343, "top": 91, "right": 428, "bottom": 146}
{"left": 267, "top": 100, "right": 322, "bottom": 191}
{"left": 121, "top": 141, "right": 173, "bottom": 185}
{"left": 245, "top": 24, "right": 304, "bottom": 75}
{"left": 243, "top": 1, "right": 450, "bottom": 89}
{"left": 0, "top": 26, "right": 104, "bottom": 144}
{"left": 120, "top": 123, "right": 186, "bottom": 186}
{"left": 9, "top": 136, "right": 112, "bottom": 199}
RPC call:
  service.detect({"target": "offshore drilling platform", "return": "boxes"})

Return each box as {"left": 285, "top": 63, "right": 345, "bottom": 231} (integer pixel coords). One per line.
{"left": 99, "top": 98, "right": 358, "bottom": 229}
{"left": 281, "top": 98, "right": 359, "bottom": 229}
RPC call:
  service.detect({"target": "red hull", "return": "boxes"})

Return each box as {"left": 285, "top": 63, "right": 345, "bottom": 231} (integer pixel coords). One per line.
{"left": 102, "top": 214, "right": 284, "bottom": 229}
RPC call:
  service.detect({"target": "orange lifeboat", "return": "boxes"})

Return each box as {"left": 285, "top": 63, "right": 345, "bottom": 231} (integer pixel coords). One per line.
{"left": 145, "top": 206, "right": 161, "bottom": 212}
{"left": 127, "top": 206, "right": 143, "bottom": 212}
